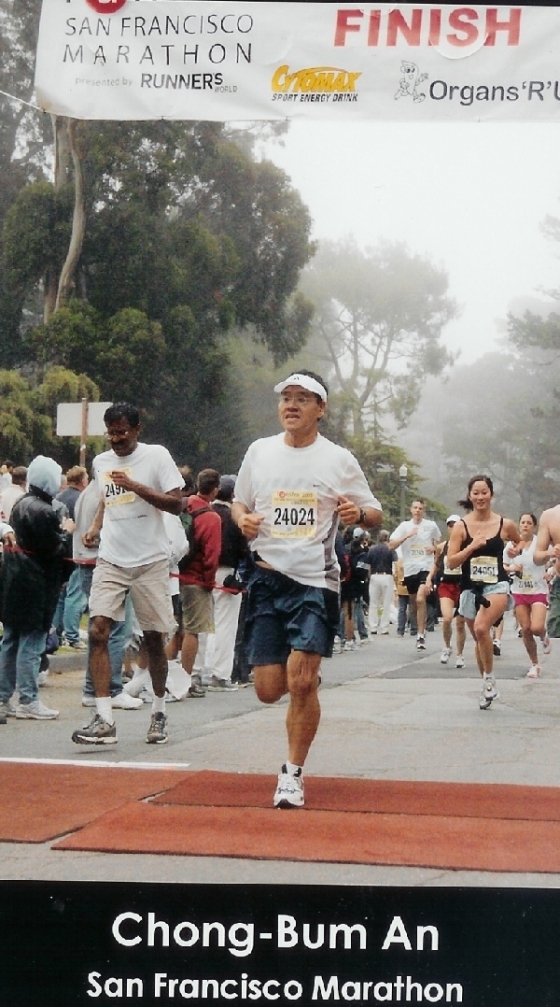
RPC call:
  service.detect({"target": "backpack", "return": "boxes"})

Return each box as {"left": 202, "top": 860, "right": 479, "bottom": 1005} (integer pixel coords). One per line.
{"left": 178, "top": 504, "right": 212, "bottom": 573}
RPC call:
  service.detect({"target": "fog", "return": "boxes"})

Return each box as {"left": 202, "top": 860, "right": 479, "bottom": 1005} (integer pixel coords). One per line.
{"left": 268, "top": 120, "right": 560, "bottom": 364}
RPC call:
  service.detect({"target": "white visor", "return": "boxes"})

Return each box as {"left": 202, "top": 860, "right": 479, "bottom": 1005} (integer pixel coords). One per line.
{"left": 273, "top": 373, "right": 327, "bottom": 402}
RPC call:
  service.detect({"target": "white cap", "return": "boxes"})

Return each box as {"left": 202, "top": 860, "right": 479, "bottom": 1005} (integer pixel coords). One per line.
{"left": 273, "top": 373, "right": 327, "bottom": 402}
{"left": 353, "top": 527, "right": 366, "bottom": 539}
{"left": 446, "top": 514, "right": 461, "bottom": 525}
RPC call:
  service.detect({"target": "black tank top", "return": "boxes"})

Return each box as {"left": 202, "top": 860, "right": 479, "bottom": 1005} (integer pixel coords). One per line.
{"left": 439, "top": 541, "right": 461, "bottom": 583}
{"left": 460, "top": 517, "right": 508, "bottom": 591}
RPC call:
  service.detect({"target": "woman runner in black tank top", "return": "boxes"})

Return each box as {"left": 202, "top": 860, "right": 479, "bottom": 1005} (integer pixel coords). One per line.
{"left": 446, "top": 475, "right": 519, "bottom": 710}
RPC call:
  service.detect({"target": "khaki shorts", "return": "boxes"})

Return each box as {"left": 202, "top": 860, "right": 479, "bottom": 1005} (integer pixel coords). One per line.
{"left": 180, "top": 583, "right": 214, "bottom": 634}
{"left": 90, "top": 558, "right": 174, "bottom": 634}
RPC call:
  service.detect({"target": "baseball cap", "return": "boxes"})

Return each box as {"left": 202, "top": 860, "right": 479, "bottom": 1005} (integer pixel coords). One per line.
{"left": 217, "top": 474, "right": 236, "bottom": 502}
{"left": 273, "top": 373, "right": 328, "bottom": 402}
{"left": 353, "top": 527, "right": 366, "bottom": 539}
{"left": 446, "top": 514, "right": 461, "bottom": 525}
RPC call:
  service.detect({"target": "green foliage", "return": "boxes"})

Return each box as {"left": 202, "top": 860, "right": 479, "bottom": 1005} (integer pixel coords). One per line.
{"left": 504, "top": 209, "right": 560, "bottom": 512}
{"left": 0, "top": 369, "right": 40, "bottom": 460}
{"left": 0, "top": 365, "right": 101, "bottom": 468}
{"left": 78, "top": 120, "right": 315, "bottom": 362}
{"left": 0, "top": 109, "right": 315, "bottom": 467}
{"left": 405, "top": 351, "right": 560, "bottom": 518}
{"left": 300, "top": 237, "right": 457, "bottom": 436}
{"left": 102, "top": 309, "right": 166, "bottom": 402}
{"left": 0, "top": 0, "right": 57, "bottom": 361}
{"left": 36, "top": 365, "right": 99, "bottom": 413}
{"left": 508, "top": 309, "right": 560, "bottom": 354}
{"left": 3, "top": 181, "right": 73, "bottom": 290}
{"left": 29, "top": 300, "right": 165, "bottom": 408}
{"left": 345, "top": 435, "right": 419, "bottom": 524}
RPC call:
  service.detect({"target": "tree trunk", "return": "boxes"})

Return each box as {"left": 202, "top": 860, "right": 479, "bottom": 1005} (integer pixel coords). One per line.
{"left": 55, "top": 118, "right": 85, "bottom": 313}
{"left": 43, "top": 116, "right": 85, "bottom": 321}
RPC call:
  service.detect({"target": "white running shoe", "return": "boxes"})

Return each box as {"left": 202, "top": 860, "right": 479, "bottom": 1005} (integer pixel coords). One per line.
{"left": 207, "top": 675, "right": 239, "bottom": 692}
{"left": 526, "top": 664, "right": 541, "bottom": 679}
{"left": 416, "top": 634, "right": 426, "bottom": 651}
{"left": 479, "top": 676, "right": 499, "bottom": 709}
{"left": 123, "top": 668, "right": 151, "bottom": 697}
{"left": 440, "top": 647, "right": 451, "bottom": 664}
{"left": 542, "top": 633, "right": 552, "bottom": 656}
{"left": 15, "top": 699, "right": 59, "bottom": 720}
{"left": 455, "top": 655, "right": 465, "bottom": 669}
{"left": 273, "top": 766, "right": 304, "bottom": 809}
{"left": 112, "top": 691, "right": 143, "bottom": 709}
{"left": 344, "top": 640, "right": 359, "bottom": 652}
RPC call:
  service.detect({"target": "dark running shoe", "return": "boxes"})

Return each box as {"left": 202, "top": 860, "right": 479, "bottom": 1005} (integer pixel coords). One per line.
{"left": 146, "top": 711, "right": 168, "bottom": 745}
{"left": 72, "top": 713, "right": 117, "bottom": 745}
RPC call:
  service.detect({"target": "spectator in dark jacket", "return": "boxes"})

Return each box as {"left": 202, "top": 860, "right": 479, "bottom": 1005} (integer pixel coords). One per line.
{"left": 206, "top": 474, "right": 249, "bottom": 692}
{"left": 0, "top": 456, "right": 67, "bottom": 721}
{"left": 366, "top": 529, "right": 397, "bottom": 635}
{"left": 346, "top": 529, "right": 371, "bottom": 646}
{"left": 54, "top": 465, "right": 89, "bottom": 649}
{"left": 179, "top": 468, "right": 222, "bottom": 697}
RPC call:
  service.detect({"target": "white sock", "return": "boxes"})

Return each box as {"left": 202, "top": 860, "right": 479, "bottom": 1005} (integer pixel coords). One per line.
{"left": 286, "top": 761, "right": 302, "bottom": 777}
{"left": 96, "top": 696, "right": 114, "bottom": 724}
{"left": 152, "top": 695, "right": 166, "bottom": 714}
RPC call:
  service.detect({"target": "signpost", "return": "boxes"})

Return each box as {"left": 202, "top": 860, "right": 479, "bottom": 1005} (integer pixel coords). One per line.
{"left": 56, "top": 399, "right": 112, "bottom": 465}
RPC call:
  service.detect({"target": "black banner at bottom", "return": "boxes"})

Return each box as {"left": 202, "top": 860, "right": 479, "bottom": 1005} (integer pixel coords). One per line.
{"left": 0, "top": 883, "right": 558, "bottom": 1005}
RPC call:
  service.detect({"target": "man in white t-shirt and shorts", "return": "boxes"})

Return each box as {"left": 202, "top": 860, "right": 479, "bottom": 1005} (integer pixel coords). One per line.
{"left": 389, "top": 501, "right": 441, "bottom": 651}
{"left": 232, "top": 371, "right": 382, "bottom": 809}
{"left": 71, "top": 403, "right": 184, "bottom": 747}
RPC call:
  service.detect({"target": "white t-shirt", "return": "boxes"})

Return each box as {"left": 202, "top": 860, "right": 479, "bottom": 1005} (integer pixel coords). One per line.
{"left": 0, "top": 484, "right": 24, "bottom": 522}
{"left": 234, "top": 432, "right": 381, "bottom": 590}
{"left": 93, "top": 443, "right": 182, "bottom": 568}
{"left": 391, "top": 518, "right": 441, "bottom": 576}
{"left": 504, "top": 536, "right": 548, "bottom": 596}
{"left": 164, "top": 511, "right": 189, "bottom": 597}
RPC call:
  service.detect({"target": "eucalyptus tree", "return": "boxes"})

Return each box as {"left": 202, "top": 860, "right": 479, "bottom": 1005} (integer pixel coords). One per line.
{"left": 301, "top": 237, "right": 458, "bottom": 438}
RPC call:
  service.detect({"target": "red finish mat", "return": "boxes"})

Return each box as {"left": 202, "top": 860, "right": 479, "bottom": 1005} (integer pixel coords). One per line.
{"left": 151, "top": 770, "right": 560, "bottom": 821}
{"left": 0, "top": 762, "right": 190, "bottom": 842}
{"left": 54, "top": 799, "right": 560, "bottom": 873}
{"left": 6, "top": 763, "right": 560, "bottom": 871}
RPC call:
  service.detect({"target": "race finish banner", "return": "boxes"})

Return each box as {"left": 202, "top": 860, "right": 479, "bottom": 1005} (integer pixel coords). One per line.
{"left": 35, "top": 1, "right": 560, "bottom": 122}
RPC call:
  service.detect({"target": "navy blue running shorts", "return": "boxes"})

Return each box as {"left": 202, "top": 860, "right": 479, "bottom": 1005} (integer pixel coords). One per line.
{"left": 244, "top": 564, "right": 340, "bottom": 667}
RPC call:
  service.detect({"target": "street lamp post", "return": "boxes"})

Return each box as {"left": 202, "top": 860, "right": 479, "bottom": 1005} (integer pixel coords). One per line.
{"left": 399, "top": 464, "right": 408, "bottom": 520}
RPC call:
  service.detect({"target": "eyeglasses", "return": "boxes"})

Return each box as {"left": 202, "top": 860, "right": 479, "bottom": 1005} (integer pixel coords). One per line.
{"left": 279, "top": 393, "right": 319, "bottom": 406}
{"left": 105, "top": 429, "right": 132, "bottom": 440}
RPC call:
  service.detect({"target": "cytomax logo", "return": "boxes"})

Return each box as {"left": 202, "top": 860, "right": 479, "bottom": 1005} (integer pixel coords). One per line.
{"left": 271, "top": 66, "right": 361, "bottom": 94}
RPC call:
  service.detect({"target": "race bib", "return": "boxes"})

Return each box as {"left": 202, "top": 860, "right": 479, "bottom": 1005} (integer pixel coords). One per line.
{"left": 519, "top": 574, "right": 535, "bottom": 593}
{"left": 102, "top": 468, "right": 135, "bottom": 508}
{"left": 470, "top": 555, "right": 498, "bottom": 584}
{"left": 271, "top": 490, "right": 317, "bottom": 539}
{"left": 443, "top": 557, "right": 460, "bottom": 578}
{"left": 410, "top": 543, "right": 427, "bottom": 560}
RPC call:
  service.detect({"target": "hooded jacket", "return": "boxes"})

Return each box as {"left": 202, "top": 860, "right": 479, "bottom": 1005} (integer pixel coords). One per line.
{"left": 0, "top": 488, "right": 67, "bottom": 632}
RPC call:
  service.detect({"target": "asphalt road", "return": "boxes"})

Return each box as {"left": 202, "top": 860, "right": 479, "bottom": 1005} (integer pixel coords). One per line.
{"left": 2, "top": 614, "right": 560, "bottom": 886}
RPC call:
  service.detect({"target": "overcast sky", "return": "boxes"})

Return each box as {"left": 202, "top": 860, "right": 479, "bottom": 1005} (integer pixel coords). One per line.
{"left": 267, "top": 120, "right": 560, "bottom": 364}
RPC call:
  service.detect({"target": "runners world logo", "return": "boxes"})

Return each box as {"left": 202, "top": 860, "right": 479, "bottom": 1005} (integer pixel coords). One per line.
{"left": 271, "top": 65, "right": 361, "bottom": 95}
